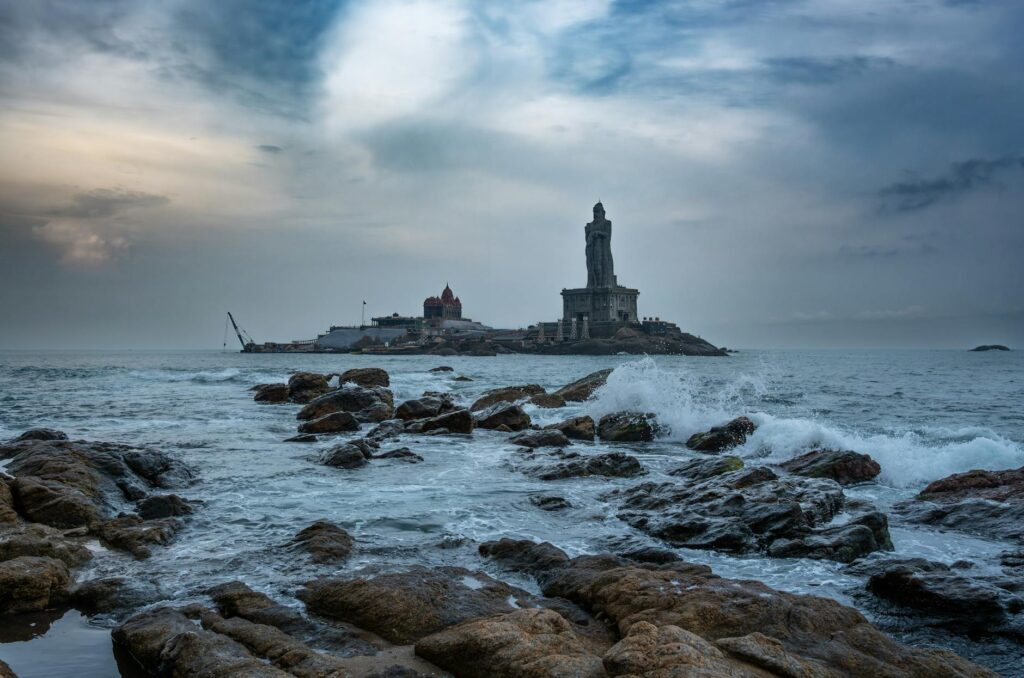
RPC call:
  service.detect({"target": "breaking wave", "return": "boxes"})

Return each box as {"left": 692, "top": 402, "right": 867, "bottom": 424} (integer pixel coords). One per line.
{"left": 129, "top": 368, "right": 244, "bottom": 384}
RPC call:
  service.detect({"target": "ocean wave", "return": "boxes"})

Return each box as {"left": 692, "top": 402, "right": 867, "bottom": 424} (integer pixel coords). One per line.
{"left": 129, "top": 368, "right": 244, "bottom": 384}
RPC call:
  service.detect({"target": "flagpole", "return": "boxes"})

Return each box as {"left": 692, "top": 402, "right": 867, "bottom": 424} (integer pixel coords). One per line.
{"left": 361, "top": 301, "right": 366, "bottom": 328}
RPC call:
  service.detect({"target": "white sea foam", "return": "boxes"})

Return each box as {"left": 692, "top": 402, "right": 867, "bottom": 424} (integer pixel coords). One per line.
{"left": 130, "top": 368, "right": 244, "bottom": 383}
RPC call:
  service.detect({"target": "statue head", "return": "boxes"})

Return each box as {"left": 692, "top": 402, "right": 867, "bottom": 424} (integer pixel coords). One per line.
{"left": 593, "top": 201, "right": 605, "bottom": 219}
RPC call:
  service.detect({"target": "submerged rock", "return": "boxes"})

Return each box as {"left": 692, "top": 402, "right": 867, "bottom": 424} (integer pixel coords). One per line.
{"left": 297, "top": 411, "right": 360, "bottom": 435}
{"left": 429, "top": 366, "right": 454, "bottom": 372}
{"left": 474, "top": 402, "right": 531, "bottom": 431}
{"left": 297, "top": 385, "right": 395, "bottom": 423}
{"left": 530, "top": 495, "right": 571, "bottom": 511}
{"left": 284, "top": 433, "right": 318, "bottom": 443}
{"left": 543, "top": 415, "right": 596, "bottom": 441}
{"left": 530, "top": 451, "right": 644, "bottom": 481}
{"left": 290, "top": 520, "right": 354, "bottom": 563}
{"left": 470, "top": 385, "right": 546, "bottom": 412}
{"left": 553, "top": 369, "right": 613, "bottom": 402}
{"left": 597, "top": 412, "right": 661, "bottom": 442}
{"left": 375, "top": 447, "right": 424, "bottom": 463}
{"left": 509, "top": 429, "right": 570, "bottom": 448}
{"left": 780, "top": 449, "right": 881, "bottom": 485}
{"left": 340, "top": 367, "right": 390, "bottom": 388}
{"left": 685, "top": 416, "right": 756, "bottom": 453}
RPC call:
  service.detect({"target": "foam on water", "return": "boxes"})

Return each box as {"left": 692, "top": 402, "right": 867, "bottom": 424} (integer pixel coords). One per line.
{"left": 129, "top": 367, "right": 244, "bottom": 383}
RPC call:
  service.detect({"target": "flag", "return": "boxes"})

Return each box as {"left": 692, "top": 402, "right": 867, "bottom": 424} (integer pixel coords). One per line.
{"left": 362, "top": 300, "right": 366, "bottom": 305}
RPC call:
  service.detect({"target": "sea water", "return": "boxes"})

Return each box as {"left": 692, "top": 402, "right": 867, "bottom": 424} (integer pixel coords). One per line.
{"left": 0, "top": 349, "right": 1021, "bottom": 675}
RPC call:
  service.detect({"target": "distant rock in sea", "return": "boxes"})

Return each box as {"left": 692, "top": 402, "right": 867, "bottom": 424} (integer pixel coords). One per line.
{"left": 969, "top": 344, "right": 1010, "bottom": 352}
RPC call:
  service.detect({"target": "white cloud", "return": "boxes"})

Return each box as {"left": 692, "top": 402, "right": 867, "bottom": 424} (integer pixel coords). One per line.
{"left": 32, "top": 219, "right": 129, "bottom": 266}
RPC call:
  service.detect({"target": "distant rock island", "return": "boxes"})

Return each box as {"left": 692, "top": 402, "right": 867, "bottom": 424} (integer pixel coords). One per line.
{"left": 970, "top": 344, "right": 1011, "bottom": 352}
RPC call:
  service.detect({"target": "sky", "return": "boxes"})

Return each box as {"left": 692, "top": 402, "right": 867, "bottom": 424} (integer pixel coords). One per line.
{"left": 0, "top": 0, "right": 1022, "bottom": 350}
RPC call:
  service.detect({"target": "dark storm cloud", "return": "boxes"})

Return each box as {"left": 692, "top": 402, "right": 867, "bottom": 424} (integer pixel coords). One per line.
{"left": 51, "top": 188, "right": 170, "bottom": 219}
{"left": 879, "top": 157, "right": 1024, "bottom": 212}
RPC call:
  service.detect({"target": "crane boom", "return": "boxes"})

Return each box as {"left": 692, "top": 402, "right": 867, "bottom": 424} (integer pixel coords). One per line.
{"left": 227, "top": 312, "right": 254, "bottom": 350}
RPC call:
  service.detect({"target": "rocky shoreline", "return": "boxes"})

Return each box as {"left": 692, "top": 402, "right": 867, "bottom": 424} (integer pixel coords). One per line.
{"left": 2, "top": 366, "right": 1022, "bottom": 676}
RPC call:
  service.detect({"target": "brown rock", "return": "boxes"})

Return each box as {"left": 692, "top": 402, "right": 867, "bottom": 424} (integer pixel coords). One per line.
{"left": 530, "top": 393, "right": 566, "bottom": 409}
{"left": 395, "top": 393, "right": 457, "bottom": 421}
{"left": 509, "top": 429, "right": 571, "bottom": 448}
{"left": 471, "top": 385, "right": 546, "bottom": 412}
{"left": 297, "top": 385, "right": 394, "bottom": 423}
{"left": 253, "top": 383, "right": 289, "bottom": 403}
{"left": 475, "top": 402, "right": 532, "bottom": 431}
{"left": 685, "top": 416, "right": 757, "bottom": 453}
{"left": 0, "top": 522, "right": 92, "bottom": 566}
{"left": 290, "top": 520, "right": 354, "bottom": 563}
{"left": 780, "top": 449, "right": 881, "bottom": 485}
{"left": 136, "top": 494, "right": 193, "bottom": 520}
{"left": 602, "top": 621, "right": 743, "bottom": 677}
{"left": 286, "top": 372, "right": 331, "bottom": 403}
{"left": 0, "top": 658, "right": 15, "bottom": 678}
{"left": 0, "top": 556, "right": 71, "bottom": 614}
{"left": 543, "top": 415, "right": 596, "bottom": 441}
{"left": 597, "top": 412, "right": 661, "bottom": 442}
{"left": 319, "top": 443, "right": 370, "bottom": 469}
{"left": 0, "top": 477, "right": 17, "bottom": 524}
{"left": 415, "top": 608, "right": 605, "bottom": 678}
{"left": 421, "top": 409, "right": 473, "bottom": 435}
{"left": 478, "top": 539, "right": 570, "bottom": 574}
{"left": 73, "top": 576, "right": 164, "bottom": 616}
{"left": 298, "top": 411, "right": 360, "bottom": 434}
{"left": 12, "top": 428, "right": 68, "bottom": 442}
{"left": 94, "top": 514, "right": 181, "bottom": 559}
{"left": 553, "top": 369, "right": 613, "bottom": 402}
{"left": 340, "top": 367, "right": 390, "bottom": 388}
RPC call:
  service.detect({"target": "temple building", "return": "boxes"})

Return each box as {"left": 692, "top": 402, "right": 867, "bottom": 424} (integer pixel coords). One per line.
{"left": 423, "top": 284, "right": 463, "bottom": 320}
{"left": 561, "top": 202, "right": 639, "bottom": 324}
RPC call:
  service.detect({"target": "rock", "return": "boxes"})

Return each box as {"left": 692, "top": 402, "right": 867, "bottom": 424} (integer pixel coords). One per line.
{"left": 0, "top": 556, "right": 71, "bottom": 614}
{"left": 299, "top": 566, "right": 530, "bottom": 644}
{"left": 618, "top": 546, "right": 681, "bottom": 564}
{"left": 207, "top": 581, "right": 310, "bottom": 635}
{"left": 597, "top": 412, "right": 661, "bottom": 442}
{"left": 376, "top": 447, "right": 424, "bottom": 463}
{"left": 0, "top": 477, "right": 17, "bottom": 524}
{"left": 530, "top": 495, "right": 571, "bottom": 511}
{"left": 319, "top": 443, "right": 371, "bottom": 469}
{"left": 685, "top": 416, "right": 756, "bottom": 453}
{"left": 415, "top": 608, "right": 605, "bottom": 678}
{"left": 474, "top": 402, "right": 531, "bottom": 431}
{"left": 539, "top": 556, "right": 994, "bottom": 677}
{"left": 529, "top": 452, "right": 644, "bottom": 481}
{"left": 296, "top": 385, "right": 395, "bottom": 423}
{"left": 297, "top": 411, "right": 360, "bottom": 435}
{"left": 136, "top": 494, "right": 193, "bottom": 520}
{"left": 543, "top": 415, "right": 596, "bottom": 441}
{"left": 290, "top": 520, "right": 354, "bottom": 563}
{"left": 667, "top": 455, "right": 744, "bottom": 480}
{"left": 73, "top": 576, "right": 164, "bottom": 615}
{"left": 10, "top": 475, "right": 102, "bottom": 528}
{"left": 284, "top": 433, "right": 318, "bottom": 443}
{"left": 341, "top": 367, "right": 390, "bottom": 388}
{"left": 470, "top": 385, "right": 546, "bottom": 412}
{"left": 286, "top": 372, "right": 331, "bottom": 403}
{"left": 970, "top": 345, "right": 1010, "bottom": 351}
{"left": 0, "top": 659, "right": 14, "bottom": 678}
{"left": 780, "top": 449, "right": 881, "bottom": 485}
{"left": 478, "top": 539, "right": 570, "bottom": 574}
{"left": 766, "top": 511, "right": 894, "bottom": 563}
{"left": 0, "top": 523, "right": 92, "bottom": 566}
{"left": 429, "top": 366, "right": 454, "bottom": 372}
{"left": 553, "top": 369, "right": 613, "bottom": 402}
{"left": 530, "top": 393, "right": 566, "bottom": 408}
{"left": 611, "top": 461, "right": 882, "bottom": 559}
{"left": 395, "top": 393, "right": 456, "bottom": 421}
{"left": 454, "top": 376, "right": 473, "bottom": 382}
{"left": 420, "top": 409, "right": 473, "bottom": 435}
{"left": 602, "top": 621, "right": 740, "bottom": 677}
{"left": 253, "top": 383, "right": 289, "bottom": 403}
{"left": 12, "top": 428, "right": 68, "bottom": 442}
{"left": 509, "top": 429, "right": 570, "bottom": 448}
{"left": 893, "top": 466, "right": 1024, "bottom": 543}
{"left": 366, "top": 419, "right": 404, "bottom": 442}
{"left": 94, "top": 514, "right": 182, "bottom": 559}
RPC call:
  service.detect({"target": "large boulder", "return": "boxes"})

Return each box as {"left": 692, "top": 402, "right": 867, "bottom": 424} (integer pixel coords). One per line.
{"left": 297, "top": 411, "right": 360, "bottom": 435}
{"left": 319, "top": 443, "right": 371, "bottom": 469}
{"left": 553, "top": 369, "right": 613, "bottom": 402}
{"left": 529, "top": 393, "right": 566, "bottom": 409}
{"left": 253, "top": 383, "right": 289, "bottom": 403}
{"left": 287, "top": 372, "right": 332, "bottom": 403}
{"left": 420, "top": 409, "right": 473, "bottom": 435}
{"left": 474, "top": 402, "right": 531, "bottom": 431}
{"left": 470, "top": 385, "right": 546, "bottom": 412}
{"left": 0, "top": 556, "right": 72, "bottom": 614}
{"left": 685, "top": 416, "right": 756, "bottom": 453}
{"left": 289, "top": 520, "right": 354, "bottom": 563}
{"left": 0, "top": 523, "right": 92, "bottom": 566}
{"left": 521, "top": 451, "right": 644, "bottom": 481}
{"left": 478, "top": 539, "right": 571, "bottom": 574}
{"left": 597, "top": 412, "right": 661, "bottom": 442}
{"left": 543, "top": 415, "right": 596, "bottom": 441}
{"left": 12, "top": 428, "right": 69, "bottom": 442}
{"left": 296, "top": 384, "right": 394, "bottom": 423}
{"left": 0, "top": 477, "right": 17, "bottom": 524}
{"left": 766, "top": 511, "right": 894, "bottom": 563}
{"left": 395, "top": 393, "right": 457, "bottom": 421}
{"left": 73, "top": 576, "right": 165, "bottom": 616}
{"left": 299, "top": 566, "right": 530, "bottom": 644}
{"left": 602, "top": 621, "right": 750, "bottom": 677}
{"left": 780, "top": 449, "right": 881, "bottom": 485}
{"left": 340, "top": 367, "right": 390, "bottom": 388}
{"left": 893, "top": 466, "right": 1024, "bottom": 543}
{"left": 415, "top": 608, "right": 605, "bottom": 678}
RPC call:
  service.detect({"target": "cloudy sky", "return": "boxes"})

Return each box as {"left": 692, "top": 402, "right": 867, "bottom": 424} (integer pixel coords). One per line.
{"left": 1, "top": 0, "right": 1021, "bottom": 349}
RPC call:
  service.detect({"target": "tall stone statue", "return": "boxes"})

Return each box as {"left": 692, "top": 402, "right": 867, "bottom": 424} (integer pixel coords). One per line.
{"left": 585, "top": 202, "right": 616, "bottom": 288}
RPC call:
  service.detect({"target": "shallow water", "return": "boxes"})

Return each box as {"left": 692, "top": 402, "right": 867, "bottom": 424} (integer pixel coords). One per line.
{"left": 1, "top": 349, "right": 1022, "bottom": 674}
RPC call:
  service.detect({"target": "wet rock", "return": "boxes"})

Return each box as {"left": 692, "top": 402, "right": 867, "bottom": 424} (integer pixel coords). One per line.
{"left": 893, "top": 466, "right": 1024, "bottom": 543}
{"left": 474, "top": 402, "right": 531, "bottom": 431}
{"left": 299, "top": 565, "right": 530, "bottom": 644}
{"left": 597, "top": 412, "right": 661, "bottom": 442}
{"left": 0, "top": 659, "right": 14, "bottom": 678}
{"left": 253, "top": 383, "right": 289, "bottom": 403}
{"left": 297, "top": 384, "right": 395, "bottom": 423}
{"left": 470, "top": 385, "right": 546, "bottom": 412}
{"left": 780, "top": 449, "right": 881, "bottom": 485}
{"left": 602, "top": 621, "right": 741, "bottom": 677}
{"left": 284, "top": 433, "right": 318, "bottom": 443}
{"left": 136, "top": 494, "right": 193, "bottom": 520}
{"left": 0, "top": 477, "right": 17, "bottom": 524}
{"left": 416, "top": 608, "right": 605, "bottom": 678}
{"left": 285, "top": 372, "right": 331, "bottom": 404}
{"left": 553, "top": 369, "right": 613, "bottom": 402}
{"left": 395, "top": 393, "right": 456, "bottom": 421}
{"left": 13, "top": 428, "right": 68, "bottom": 442}
{"left": 290, "top": 520, "right": 354, "bottom": 563}
{"left": 618, "top": 546, "right": 681, "bottom": 564}
{"left": 454, "top": 376, "right": 473, "bottom": 382}
{"left": 478, "top": 539, "right": 570, "bottom": 574}
{"left": 0, "top": 523, "right": 91, "bottom": 566}
{"left": 766, "top": 511, "right": 894, "bottom": 563}
{"left": 366, "top": 418, "right": 404, "bottom": 442}
{"left": 667, "top": 455, "right": 744, "bottom": 480}
{"left": 10, "top": 475, "right": 102, "bottom": 528}
{"left": 509, "top": 429, "right": 570, "bottom": 448}
{"left": 319, "top": 443, "right": 371, "bottom": 469}
{"left": 341, "top": 367, "right": 390, "bottom": 388}
{"left": 297, "top": 410, "right": 360, "bottom": 435}
{"left": 543, "top": 415, "right": 596, "bottom": 441}
{"left": 420, "top": 408, "right": 473, "bottom": 435}
{"left": 94, "top": 514, "right": 181, "bottom": 559}
{"left": 540, "top": 556, "right": 993, "bottom": 677}
{"left": 531, "top": 452, "right": 644, "bottom": 481}
{"left": 529, "top": 393, "right": 566, "bottom": 408}
{"left": 685, "top": 416, "right": 756, "bottom": 453}
{"left": 73, "top": 576, "right": 164, "bottom": 616}
{"left": 0, "top": 556, "right": 71, "bottom": 614}
{"left": 612, "top": 462, "right": 867, "bottom": 558}
{"left": 429, "top": 366, "right": 454, "bottom": 372}
{"left": 375, "top": 447, "right": 424, "bottom": 463}
{"left": 530, "top": 495, "right": 571, "bottom": 511}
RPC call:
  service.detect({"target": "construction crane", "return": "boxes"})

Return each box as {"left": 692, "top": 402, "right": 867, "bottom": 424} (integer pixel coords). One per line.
{"left": 225, "top": 312, "right": 256, "bottom": 352}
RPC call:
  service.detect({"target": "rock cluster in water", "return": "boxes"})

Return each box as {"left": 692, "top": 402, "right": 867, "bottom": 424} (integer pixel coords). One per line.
{"left": 2, "top": 364, "right": 1021, "bottom": 676}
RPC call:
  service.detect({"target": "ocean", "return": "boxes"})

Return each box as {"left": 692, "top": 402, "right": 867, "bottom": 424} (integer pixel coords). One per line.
{"left": 1, "top": 349, "right": 1022, "bottom": 675}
